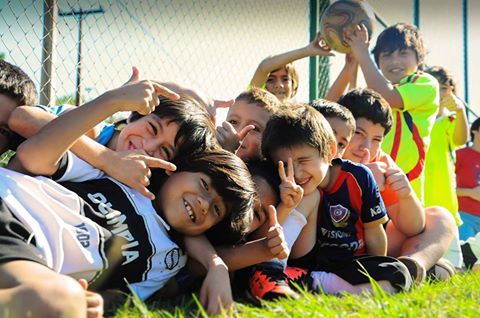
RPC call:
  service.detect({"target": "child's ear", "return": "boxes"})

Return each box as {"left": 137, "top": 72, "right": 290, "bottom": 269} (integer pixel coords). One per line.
{"left": 327, "top": 139, "right": 337, "bottom": 161}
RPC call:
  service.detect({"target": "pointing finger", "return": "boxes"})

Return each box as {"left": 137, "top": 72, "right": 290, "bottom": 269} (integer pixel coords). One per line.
{"left": 142, "top": 156, "right": 177, "bottom": 171}
{"left": 237, "top": 125, "right": 255, "bottom": 141}
{"left": 152, "top": 82, "right": 180, "bottom": 100}
{"left": 278, "top": 161, "right": 287, "bottom": 181}
{"left": 287, "top": 157, "right": 294, "bottom": 181}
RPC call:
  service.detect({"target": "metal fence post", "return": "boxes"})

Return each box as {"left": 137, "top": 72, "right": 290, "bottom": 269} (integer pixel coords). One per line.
{"left": 309, "top": 0, "right": 330, "bottom": 101}
{"left": 40, "top": 0, "right": 57, "bottom": 106}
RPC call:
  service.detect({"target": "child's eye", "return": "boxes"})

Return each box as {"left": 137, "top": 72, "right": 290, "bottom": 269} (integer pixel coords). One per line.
{"left": 149, "top": 122, "right": 158, "bottom": 135}
{"left": 214, "top": 205, "right": 221, "bottom": 217}
{"left": 201, "top": 178, "right": 209, "bottom": 191}
{"left": 228, "top": 119, "right": 238, "bottom": 126}
{"left": 161, "top": 146, "right": 171, "bottom": 160}
{"left": 338, "top": 142, "right": 346, "bottom": 150}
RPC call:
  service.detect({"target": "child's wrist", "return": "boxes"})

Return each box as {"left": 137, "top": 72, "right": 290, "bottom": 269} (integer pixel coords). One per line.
{"left": 208, "top": 256, "right": 228, "bottom": 272}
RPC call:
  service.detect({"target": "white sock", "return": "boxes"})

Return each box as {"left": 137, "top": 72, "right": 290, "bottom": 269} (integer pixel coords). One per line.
{"left": 310, "top": 271, "right": 356, "bottom": 294}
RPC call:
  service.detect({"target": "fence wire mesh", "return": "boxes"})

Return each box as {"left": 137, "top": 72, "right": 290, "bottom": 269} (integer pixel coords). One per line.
{"left": 1, "top": 0, "right": 326, "bottom": 110}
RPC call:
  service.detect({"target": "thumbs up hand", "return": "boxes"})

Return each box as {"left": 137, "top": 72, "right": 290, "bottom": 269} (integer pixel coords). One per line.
{"left": 265, "top": 205, "right": 289, "bottom": 259}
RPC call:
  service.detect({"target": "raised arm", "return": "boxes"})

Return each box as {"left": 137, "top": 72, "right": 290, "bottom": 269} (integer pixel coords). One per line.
{"left": 325, "top": 54, "right": 358, "bottom": 102}
{"left": 347, "top": 25, "right": 404, "bottom": 109}
{"left": 250, "top": 32, "right": 333, "bottom": 88}
{"left": 444, "top": 93, "right": 469, "bottom": 146}
{"left": 16, "top": 80, "right": 179, "bottom": 176}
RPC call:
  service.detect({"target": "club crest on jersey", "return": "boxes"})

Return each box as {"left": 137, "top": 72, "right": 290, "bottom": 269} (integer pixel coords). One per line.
{"left": 329, "top": 204, "right": 350, "bottom": 228}
{"left": 164, "top": 248, "right": 181, "bottom": 270}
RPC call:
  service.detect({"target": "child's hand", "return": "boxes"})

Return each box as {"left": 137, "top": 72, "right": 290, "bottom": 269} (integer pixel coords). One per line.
{"left": 78, "top": 279, "right": 104, "bottom": 318}
{"left": 266, "top": 205, "right": 289, "bottom": 259}
{"left": 278, "top": 158, "right": 304, "bottom": 210}
{"left": 308, "top": 32, "right": 335, "bottom": 57}
{"left": 216, "top": 121, "right": 255, "bottom": 153}
{"left": 103, "top": 150, "right": 176, "bottom": 200}
{"left": 344, "top": 24, "right": 370, "bottom": 58}
{"left": 442, "top": 92, "right": 465, "bottom": 112}
{"left": 385, "top": 166, "right": 414, "bottom": 199}
{"left": 199, "top": 261, "right": 233, "bottom": 315}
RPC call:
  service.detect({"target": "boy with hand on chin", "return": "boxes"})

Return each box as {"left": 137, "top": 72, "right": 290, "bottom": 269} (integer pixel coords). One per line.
{"left": 339, "top": 88, "right": 456, "bottom": 282}
{"left": 261, "top": 104, "right": 411, "bottom": 295}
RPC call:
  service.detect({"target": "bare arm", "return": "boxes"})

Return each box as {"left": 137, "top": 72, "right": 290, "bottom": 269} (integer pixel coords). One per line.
{"left": 347, "top": 25, "right": 404, "bottom": 109}
{"left": 364, "top": 220, "right": 388, "bottom": 256}
{"left": 325, "top": 54, "right": 358, "bottom": 102}
{"left": 16, "top": 81, "right": 178, "bottom": 176}
{"left": 385, "top": 167, "right": 425, "bottom": 236}
{"left": 457, "top": 186, "right": 480, "bottom": 201}
{"left": 250, "top": 32, "right": 332, "bottom": 87}
{"left": 445, "top": 94, "right": 469, "bottom": 146}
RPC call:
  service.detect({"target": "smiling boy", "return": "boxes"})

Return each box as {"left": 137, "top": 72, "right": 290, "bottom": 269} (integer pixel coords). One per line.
{"left": 346, "top": 22, "right": 439, "bottom": 203}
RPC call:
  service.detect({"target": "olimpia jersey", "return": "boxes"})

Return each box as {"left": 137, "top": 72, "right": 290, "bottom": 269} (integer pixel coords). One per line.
{"left": 424, "top": 114, "right": 462, "bottom": 224}
{"left": 381, "top": 72, "right": 439, "bottom": 204}
{"left": 0, "top": 152, "right": 186, "bottom": 300}
{"left": 316, "top": 159, "right": 388, "bottom": 264}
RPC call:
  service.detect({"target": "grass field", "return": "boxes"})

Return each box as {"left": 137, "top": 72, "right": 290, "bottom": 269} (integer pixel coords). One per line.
{"left": 110, "top": 270, "right": 480, "bottom": 317}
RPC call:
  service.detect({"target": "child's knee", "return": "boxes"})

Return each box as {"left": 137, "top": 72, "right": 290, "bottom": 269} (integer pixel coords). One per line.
{"left": 426, "top": 206, "right": 456, "bottom": 236}
{"left": 18, "top": 275, "right": 87, "bottom": 318}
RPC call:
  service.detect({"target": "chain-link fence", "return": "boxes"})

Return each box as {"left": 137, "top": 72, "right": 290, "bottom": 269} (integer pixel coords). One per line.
{"left": 1, "top": 0, "right": 327, "bottom": 109}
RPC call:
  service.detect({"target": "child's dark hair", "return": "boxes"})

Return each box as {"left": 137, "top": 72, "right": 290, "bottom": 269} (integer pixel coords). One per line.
{"left": 426, "top": 66, "right": 457, "bottom": 94}
{"left": 150, "top": 149, "right": 256, "bottom": 245}
{"left": 470, "top": 117, "right": 480, "bottom": 142}
{"left": 338, "top": 88, "right": 393, "bottom": 136}
{"left": 246, "top": 158, "right": 281, "bottom": 207}
{"left": 235, "top": 87, "right": 281, "bottom": 115}
{"left": 0, "top": 59, "right": 37, "bottom": 106}
{"left": 310, "top": 98, "right": 356, "bottom": 137}
{"left": 372, "top": 23, "right": 426, "bottom": 69}
{"left": 128, "top": 95, "right": 217, "bottom": 156}
{"left": 261, "top": 104, "right": 335, "bottom": 161}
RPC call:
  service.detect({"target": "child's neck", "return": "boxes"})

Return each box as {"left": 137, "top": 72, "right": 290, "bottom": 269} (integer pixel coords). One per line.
{"left": 471, "top": 141, "right": 480, "bottom": 153}
{"left": 106, "top": 131, "right": 120, "bottom": 150}
{"left": 321, "top": 162, "right": 341, "bottom": 192}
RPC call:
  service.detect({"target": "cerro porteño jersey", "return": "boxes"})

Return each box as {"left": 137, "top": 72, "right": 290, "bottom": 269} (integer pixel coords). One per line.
{"left": 316, "top": 159, "right": 388, "bottom": 263}
{"left": 0, "top": 152, "right": 186, "bottom": 300}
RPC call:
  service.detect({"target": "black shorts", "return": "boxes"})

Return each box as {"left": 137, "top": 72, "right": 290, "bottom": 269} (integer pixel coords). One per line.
{"left": 289, "top": 244, "right": 411, "bottom": 292}
{"left": 0, "top": 198, "right": 47, "bottom": 267}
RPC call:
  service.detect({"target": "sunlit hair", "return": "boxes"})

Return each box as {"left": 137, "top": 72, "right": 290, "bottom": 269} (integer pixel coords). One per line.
{"left": 235, "top": 87, "right": 281, "bottom": 115}
{"left": 372, "top": 23, "right": 426, "bottom": 69}
{"left": 269, "top": 63, "right": 299, "bottom": 97}
{"left": 338, "top": 88, "right": 393, "bottom": 136}
{"left": 128, "top": 94, "right": 217, "bottom": 157}
{"left": 426, "top": 66, "right": 457, "bottom": 95}
{"left": 149, "top": 148, "right": 256, "bottom": 244}
{"left": 310, "top": 98, "right": 356, "bottom": 137}
{"left": 261, "top": 103, "right": 335, "bottom": 161}
{"left": 0, "top": 59, "right": 37, "bottom": 106}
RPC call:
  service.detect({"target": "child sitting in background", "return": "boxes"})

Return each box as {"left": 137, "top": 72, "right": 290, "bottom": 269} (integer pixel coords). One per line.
{"left": 456, "top": 118, "right": 480, "bottom": 241}
{"left": 262, "top": 104, "right": 411, "bottom": 294}
{"left": 339, "top": 88, "right": 456, "bottom": 281}
{"left": 249, "top": 33, "right": 332, "bottom": 103}
{"left": 309, "top": 98, "right": 356, "bottom": 158}
{"left": 217, "top": 87, "right": 280, "bottom": 160}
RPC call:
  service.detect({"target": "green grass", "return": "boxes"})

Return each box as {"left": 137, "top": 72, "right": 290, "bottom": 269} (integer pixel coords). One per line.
{"left": 109, "top": 271, "right": 480, "bottom": 317}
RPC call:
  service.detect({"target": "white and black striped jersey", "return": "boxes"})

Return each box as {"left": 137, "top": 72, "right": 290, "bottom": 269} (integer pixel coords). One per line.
{"left": 0, "top": 152, "right": 186, "bottom": 300}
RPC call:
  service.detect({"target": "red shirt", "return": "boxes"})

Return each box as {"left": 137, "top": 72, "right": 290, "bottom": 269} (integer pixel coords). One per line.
{"left": 456, "top": 147, "right": 480, "bottom": 215}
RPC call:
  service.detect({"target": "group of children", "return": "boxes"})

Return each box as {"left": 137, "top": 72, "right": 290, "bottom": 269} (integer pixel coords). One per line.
{"left": 0, "top": 19, "right": 479, "bottom": 317}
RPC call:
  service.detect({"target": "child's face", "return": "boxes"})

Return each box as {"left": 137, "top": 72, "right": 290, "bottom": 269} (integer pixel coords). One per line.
{"left": 226, "top": 101, "right": 270, "bottom": 160}
{"left": 248, "top": 176, "right": 276, "bottom": 234}
{"left": 116, "top": 115, "right": 179, "bottom": 161}
{"left": 326, "top": 117, "right": 353, "bottom": 158}
{"left": 378, "top": 48, "right": 418, "bottom": 84}
{"left": 343, "top": 118, "right": 385, "bottom": 163}
{"left": 158, "top": 171, "right": 226, "bottom": 236}
{"left": 271, "top": 144, "right": 331, "bottom": 195}
{"left": 266, "top": 68, "right": 293, "bottom": 102}
{"left": 0, "top": 94, "right": 18, "bottom": 154}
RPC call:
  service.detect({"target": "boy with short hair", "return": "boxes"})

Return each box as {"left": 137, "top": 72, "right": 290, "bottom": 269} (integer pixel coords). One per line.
{"left": 0, "top": 59, "right": 37, "bottom": 154}
{"left": 217, "top": 87, "right": 280, "bottom": 160}
{"left": 310, "top": 98, "right": 356, "bottom": 158}
{"left": 346, "top": 22, "right": 439, "bottom": 204}
{"left": 339, "top": 88, "right": 456, "bottom": 281}
{"left": 261, "top": 104, "right": 411, "bottom": 294}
